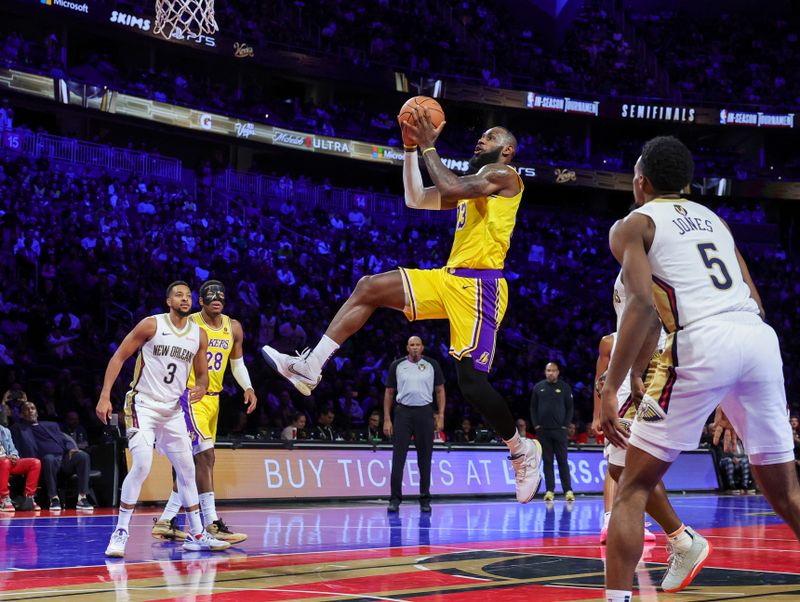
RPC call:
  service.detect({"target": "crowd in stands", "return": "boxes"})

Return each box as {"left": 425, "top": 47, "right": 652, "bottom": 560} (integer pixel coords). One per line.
{"left": 3, "top": 8, "right": 799, "bottom": 180}
{"left": 4, "top": 0, "right": 800, "bottom": 111}
{"left": 1, "top": 144, "right": 798, "bottom": 451}
{"left": 630, "top": 9, "right": 800, "bottom": 107}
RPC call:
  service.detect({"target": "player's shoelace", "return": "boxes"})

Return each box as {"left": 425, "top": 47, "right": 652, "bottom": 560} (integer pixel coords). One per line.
{"left": 665, "top": 543, "right": 677, "bottom": 573}
{"left": 510, "top": 454, "right": 528, "bottom": 480}
{"left": 214, "top": 519, "right": 233, "bottom": 534}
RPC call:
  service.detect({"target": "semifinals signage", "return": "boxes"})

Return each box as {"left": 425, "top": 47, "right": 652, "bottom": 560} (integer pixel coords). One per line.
{"left": 620, "top": 102, "right": 696, "bottom": 123}
{"left": 526, "top": 92, "right": 599, "bottom": 116}
{"left": 719, "top": 109, "right": 795, "bottom": 129}
{"left": 130, "top": 446, "right": 718, "bottom": 501}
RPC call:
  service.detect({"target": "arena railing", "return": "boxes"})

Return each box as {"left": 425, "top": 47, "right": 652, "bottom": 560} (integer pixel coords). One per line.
{"left": 214, "top": 169, "right": 450, "bottom": 222}
{"left": 0, "top": 129, "right": 182, "bottom": 182}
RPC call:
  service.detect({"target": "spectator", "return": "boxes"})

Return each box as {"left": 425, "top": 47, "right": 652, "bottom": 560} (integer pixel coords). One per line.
{"left": 280, "top": 412, "right": 306, "bottom": 441}
{"left": 339, "top": 384, "right": 365, "bottom": 428}
{"left": 567, "top": 422, "right": 588, "bottom": 445}
{"left": 363, "top": 410, "right": 384, "bottom": 442}
{"left": 454, "top": 417, "right": 476, "bottom": 443}
{"left": 2, "top": 390, "right": 27, "bottom": 424}
{"left": 10, "top": 401, "right": 93, "bottom": 511}
{"left": 718, "top": 439, "right": 754, "bottom": 494}
{"left": 0, "top": 410, "right": 41, "bottom": 511}
{"left": 0, "top": 100, "right": 13, "bottom": 131}
{"left": 61, "top": 411, "right": 90, "bottom": 451}
{"left": 516, "top": 418, "right": 535, "bottom": 439}
{"left": 531, "top": 362, "right": 574, "bottom": 502}
{"left": 313, "top": 408, "right": 337, "bottom": 441}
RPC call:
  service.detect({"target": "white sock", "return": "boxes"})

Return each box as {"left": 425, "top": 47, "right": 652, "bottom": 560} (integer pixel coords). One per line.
{"left": 115, "top": 506, "right": 134, "bottom": 531}
{"left": 668, "top": 524, "right": 693, "bottom": 553}
{"left": 503, "top": 431, "right": 525, "bottom": 457}
{"left": 605, "top": 589, "right": 632, "bottom": 602}
{"left": 199, "top": 491, "right": 218, "bottom": 526}
{"left": 603, "top": 511, "right": 611, "bottom": 529}
{"left": 186, "top": 508, "right": 203, "bottom": 537}
{"left": 308, "top": 335, "right": 339, "bottom": 374}
{"left": 159, "top": 491, "right": 183, "bottom": 522}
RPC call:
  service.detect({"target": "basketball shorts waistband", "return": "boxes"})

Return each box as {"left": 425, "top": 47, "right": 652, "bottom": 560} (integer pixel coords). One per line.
{"left": 446, "top": 268, "right": 504, "bottom": 279}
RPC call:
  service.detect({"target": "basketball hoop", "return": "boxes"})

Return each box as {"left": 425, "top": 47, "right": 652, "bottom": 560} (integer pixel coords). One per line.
{"left": 153, "top": 0, "right": 218, "bottom": 40}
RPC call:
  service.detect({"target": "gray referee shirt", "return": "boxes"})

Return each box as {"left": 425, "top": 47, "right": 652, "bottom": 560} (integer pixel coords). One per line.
{"left": 385, "top": 356, "right": 444, "bottom": 406}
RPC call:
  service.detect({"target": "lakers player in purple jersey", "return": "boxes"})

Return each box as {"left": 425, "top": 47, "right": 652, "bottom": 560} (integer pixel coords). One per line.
{"left": 261, "top": 107, "right": 542, "bottom": 503}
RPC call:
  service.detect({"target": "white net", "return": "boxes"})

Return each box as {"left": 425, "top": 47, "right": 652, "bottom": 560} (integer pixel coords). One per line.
{"left": 153, "top": 0, "right": 218, "bottom": 40}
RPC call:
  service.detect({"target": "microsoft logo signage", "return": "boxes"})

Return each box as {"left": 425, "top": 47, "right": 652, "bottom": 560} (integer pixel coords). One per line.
{"left": 41, "top": 0, "right": 90, "bottom": 13}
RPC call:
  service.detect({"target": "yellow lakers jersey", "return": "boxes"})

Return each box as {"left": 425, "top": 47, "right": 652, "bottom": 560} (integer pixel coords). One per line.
{"left": 187, "top": 312, "right": 234, "bottom": 394}
{"left": 445, "top": 169, "right": 523, "bottom": 270}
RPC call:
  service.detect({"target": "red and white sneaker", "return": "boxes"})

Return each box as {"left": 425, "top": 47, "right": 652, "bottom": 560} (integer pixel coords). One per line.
{"left": 0, "top": 497, "right": 15, "bottom": 512}
{"left": 661, "top": 527, "right": 711, "bottom": 592}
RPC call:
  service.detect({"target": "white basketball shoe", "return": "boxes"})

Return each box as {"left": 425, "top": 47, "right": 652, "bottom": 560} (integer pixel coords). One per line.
{"left": 182, "top": 530, "right": 231, "bottom": 552}
{"left": 105, "top": 528, "right": 129, "bottom": 558}
{"left": 261, "top": 345, "right": 321, "bottom": 396}
{"left": 661, "top": 527, "right": 711, "bottom": 592}
{"left": 509, "top": 438, "right": 543, "bottom": 503}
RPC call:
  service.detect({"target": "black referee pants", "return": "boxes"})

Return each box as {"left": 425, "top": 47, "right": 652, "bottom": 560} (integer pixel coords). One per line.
{"left": 538, "top": 428, "right": 572, "bottom": 493}
{"left": 390, "top": 404, "right": 434, "bottom": 505}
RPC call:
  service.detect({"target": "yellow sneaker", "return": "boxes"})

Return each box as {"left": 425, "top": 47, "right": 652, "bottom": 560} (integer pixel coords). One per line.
{"left": 565, "top": 490, "right": 575, "bottom": 502}
{"left": 205, "top": 519, "right": 248, "bottom": 544}
{"left": 152, "top": 517, "right": 188, "bottom": 541}
{"left": 543, "top": 491, "right": 555, "bottom": 502}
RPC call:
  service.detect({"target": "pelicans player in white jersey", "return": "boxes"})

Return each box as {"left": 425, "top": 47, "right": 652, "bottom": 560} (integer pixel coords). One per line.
{"left": 594, "top": 272, "right": 706, "bottom": 593}
{"left": 601, "top": 137, "right": 800, "bottom": 602}
{"left": 153, "top": 280, "right": 257, "bottom": 544}
{"left": 96, "top": 281, "right": 230, "bottom": 557}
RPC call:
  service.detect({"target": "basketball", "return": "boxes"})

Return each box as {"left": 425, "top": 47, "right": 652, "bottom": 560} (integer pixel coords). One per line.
{"left": 397, "top": 96, "right": 445, "bottom": 131}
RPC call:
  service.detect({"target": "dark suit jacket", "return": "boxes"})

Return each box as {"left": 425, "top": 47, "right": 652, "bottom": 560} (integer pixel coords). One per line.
{"left": 10, "top": 421, "right": 77, "bottom": 459}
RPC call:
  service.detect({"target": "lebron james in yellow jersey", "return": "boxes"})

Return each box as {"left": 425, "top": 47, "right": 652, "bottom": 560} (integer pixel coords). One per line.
{"left": 262, "top": 108, "right": 543, "bottom": 505}
{"left": 154, "top": 280, "right": 257, "bottom": 543}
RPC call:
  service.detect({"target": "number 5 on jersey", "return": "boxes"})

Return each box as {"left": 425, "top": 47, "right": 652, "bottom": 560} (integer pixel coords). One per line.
{"left": 697, "top": 243, "right": 732, "bottom": 290}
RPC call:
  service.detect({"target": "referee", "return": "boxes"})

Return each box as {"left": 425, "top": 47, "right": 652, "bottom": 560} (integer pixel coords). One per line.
{"left": 383, "top": 336, "right": 445, "bottom": 513}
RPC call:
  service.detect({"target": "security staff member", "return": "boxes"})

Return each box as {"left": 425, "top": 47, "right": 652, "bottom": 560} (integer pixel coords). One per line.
{"left": 530, "top": 362, "right": 574, "bottom": 501}
{"left": 383, "top": 336, "right": 445, "bottom": 513}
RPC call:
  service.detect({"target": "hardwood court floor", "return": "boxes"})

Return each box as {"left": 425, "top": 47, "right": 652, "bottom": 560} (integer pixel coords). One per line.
{"left": 0, "top": 494, "right": 798, "bottom": 600}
